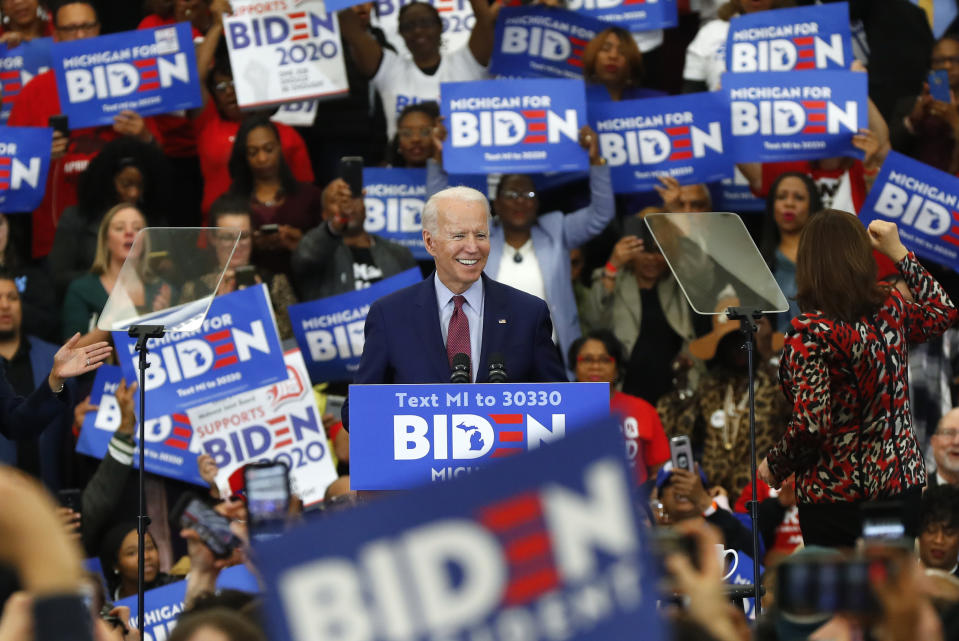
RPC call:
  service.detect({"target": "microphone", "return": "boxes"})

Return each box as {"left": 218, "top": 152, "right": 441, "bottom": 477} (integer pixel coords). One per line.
{"left": 488, "top": 353, "right": 507, "bottom": 383}
{"left": 450, "top": 353, "right": 471, "bottom": 384}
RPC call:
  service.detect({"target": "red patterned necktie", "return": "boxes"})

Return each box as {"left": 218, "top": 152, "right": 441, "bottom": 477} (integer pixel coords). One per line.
{"left": 447, "top": 294, "right": 471, "bottom": 379}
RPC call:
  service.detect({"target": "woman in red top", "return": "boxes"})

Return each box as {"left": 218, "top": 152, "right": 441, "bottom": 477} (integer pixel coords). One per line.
{"left": 759, "top": 211, "right": 957, "bottom": 547}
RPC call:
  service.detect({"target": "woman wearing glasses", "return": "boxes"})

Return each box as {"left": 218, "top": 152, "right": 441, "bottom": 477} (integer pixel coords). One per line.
{"left": 427, "top": 124, "right": 613, "bottom": 371}
{"left": 570, "top": 329, "right": 670, "bottom": 485}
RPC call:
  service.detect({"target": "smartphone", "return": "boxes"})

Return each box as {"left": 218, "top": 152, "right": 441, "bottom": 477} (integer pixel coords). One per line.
{"left": 57, "top": 488, "right": 82, "bottom": 515}
{"left": 234, "top": 264, "right": 256, "bottom": 288}
{"left": 325, "top": 394, "right": 345, "bottom": 421}
{"left": 623, "top": 216, "right": 660, "bottom": 253}
{"left": 48, "top": 114, "right": 68, "bottom": 136}
{"left": 173, "top": 493, "right": 243, "bottom": 558}
{"left": 259, "top": 223, "right": 279, "bottom": 234}
{"left": 338, "top": 156, "right": 364, "bottom": 197}
{"left": 669, "top": 435, "right": 694, "bottom": 473}
{"left": 776, "top": 553, "right": 878, "bottom": 615}
{"left": 244, "top": 461, "right": 291, "bottom": 543}
{"left": 929, "top": 69, "right": 952, "bottom": 103}
{"left": 860, "top": 501, "right": 908, "bottom": 544}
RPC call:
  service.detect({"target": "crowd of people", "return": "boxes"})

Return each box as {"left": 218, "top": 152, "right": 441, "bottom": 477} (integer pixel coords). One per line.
{"left": 5, "top": 0, "right": 959, "bottom": 639}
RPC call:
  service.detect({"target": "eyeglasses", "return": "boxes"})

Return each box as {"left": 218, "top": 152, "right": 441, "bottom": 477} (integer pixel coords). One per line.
{"left": 214, "top": 231, "right": 251, "bottom": 243}
{"left": 932, "top": 55, "right": 959, "bottom": 67}
{"left": 398, "top": 17, "right": 437, "bottom": 33}
{"left": 214, "top": 79, "right": 235, "bottom": 93}
{"left": 56, "top": 21, "right": 99, "bottom": 34}
{"left": 577, "top": 355, "right": 615, "bottom": 365}
{"left": 501, "top": 190, "right": 536, "bottom": 202}
{"left": 936, "top": 428, "right": 959, "bottom": 439}
{"left": 398, "top": 127, "right": 433, "bottom": 140}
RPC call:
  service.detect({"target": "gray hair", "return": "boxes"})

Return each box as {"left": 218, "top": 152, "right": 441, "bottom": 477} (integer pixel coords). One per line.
{"left": 422, "top": 186, "right": 492, "bottom": 235}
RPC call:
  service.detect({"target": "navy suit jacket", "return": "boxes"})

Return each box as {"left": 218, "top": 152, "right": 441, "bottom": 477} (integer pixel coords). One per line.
{"left": 343, "top": 273, "right": 567, "bottom": 430}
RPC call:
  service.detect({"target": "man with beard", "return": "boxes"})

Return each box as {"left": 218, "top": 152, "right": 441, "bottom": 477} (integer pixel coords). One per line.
{"left": 929, "top": 408, "right": 959, "bottom": 488}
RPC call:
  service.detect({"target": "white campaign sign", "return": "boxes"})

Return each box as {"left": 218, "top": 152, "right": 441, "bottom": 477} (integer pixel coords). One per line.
{"left": 224, "top": 0, "right": 349, "bottom": 109}
{"left": 188, "top": 349, "right": 339, "bottom": 506}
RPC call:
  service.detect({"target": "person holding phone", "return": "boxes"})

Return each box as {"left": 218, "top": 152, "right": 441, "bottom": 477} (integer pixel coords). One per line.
{"left": 759, "top": 213, "right": 958, "bottom": 548}
{"left": 224, "top": 115, "right": 323, "bottom": 280}
{"left": 890, "top": 35, "right": 959, "bottom": 173}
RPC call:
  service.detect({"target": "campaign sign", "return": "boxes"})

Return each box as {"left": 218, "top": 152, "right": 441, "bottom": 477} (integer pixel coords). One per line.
{"left": 723, "top": 70, "right": 866, "bottom": 163}
{"left": 118, "top": 565, "right": 259, "bottom": 641}
{"left": 75, "top": 364, "right": 205, "bottom": 486}
{"left": 113, "top": 285, "right": 288, "bottom": 421}
{"left": 859, "top": 151, "right": 959, "bottom": 272}
{"left": 288, "top": 268, "right": 422, "bottom": 383}
{"left": 0, "top": 126, "right": 51, "bottom": 212}
{"left": 187, "top": 349, "right": 338, "bottom": 506}
{"left": 0, "top": 37, "right": 52, "bottom": 123}
{"left": 362, "top": 168, "right": 428, "bottom": 259}
{"left": 350, "top": 382, "right": 609, "bottom": 489}
{"left": 490, "top": 7, "right": 607, "bottom": 80}
{"left": 51, "top": 23, "right": 202, "bottom": 129}
{"left": 272, "top": 99, "right": 319, "bottom": 126}
{"left": 442, "top": 78, "right": 588, "bottom": 174}
{"left": 258, "top": 419, "right": 664, "bottom": 641}
{"left": 224, "top": 0, "right": 348, "bottom": 108}
{"left": 726, "top": 2, "right": 852, "bottom": 73}
{"left": 566, "top": 0, "right": 677, "bottom": 32}
{"left": 590, "top": 92, "right": 730, "bottom": 193}
{"left": 711, "top": 166, "right": 765, "bottom": 212}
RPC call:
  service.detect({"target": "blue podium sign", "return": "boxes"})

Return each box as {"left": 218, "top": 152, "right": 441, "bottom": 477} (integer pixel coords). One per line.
{"left": 350, "top": 381, "right": 609, "bottom": 489}
{"left": 257, "top": 419, "right": 665, "bottom": 641}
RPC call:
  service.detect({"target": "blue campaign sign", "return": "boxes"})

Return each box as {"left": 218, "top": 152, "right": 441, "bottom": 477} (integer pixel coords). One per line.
{"left": 257, "top": 419, "right": 664, "bottom": 641}
{"left": 710, "top": 166, "right": 766, "bottom": 212}
{"left": 490, "top": 7, "right": 607, "bottom": 80}
{"left": 590, "top": 92, "right": 731, "bottom": 193}
{"left": 0, "top": 126, "right": 51, "bottom": 213}
{"left": 118, "top": 565, "right": 258, "bottom": 640}
{"left": 75, "top": 364, "right": 205, "bottom": 485}
{"left": 350, "top": 382, "right": 610, "bottom": 489}
{"left": 288, "top": 268, "right": 423, "bottom": 384}
{"left": 724, "top": 70, "right": 866, "bottom": 163}
{"left": 0, "top": 37, "right": 52, "bottom": 123}
{"left": 112, "top": 284, "right": 288, "bottom": 421}
{"left": 51, "top": 23, "right": 202, "bottom": 129}
{"left": 566, "top": 0, "right": 677, "bottom": 32}
{"left": 726, "top": 2, "right": 852, "bottom": 73}
{"left": 859, "top": 151, "right": 959, "bottom": 272}
{"left": 363, "top": 168, "right": 428, "bottom": 260}
{"left": 441, "top": 78, "right": 588, "bottom": 174}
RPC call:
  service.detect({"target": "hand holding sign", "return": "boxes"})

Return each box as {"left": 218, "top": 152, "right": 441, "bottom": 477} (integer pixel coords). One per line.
{"left": 867, "top": 220, "right": 909, "bottom": 263}
{"left": 111, "top": 109, "right": 151, "bottom": 142}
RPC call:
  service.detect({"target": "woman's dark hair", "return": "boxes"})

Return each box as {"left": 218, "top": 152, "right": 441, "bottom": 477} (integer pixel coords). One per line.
{"left": 397, "top": 1, "right": 441, "bottom": 29}
{"left": 795, "top": 209, "right": 890, "bottom": 322}
{"left": 567, "top": 329, "right": 626, "bottom": 381}
{"left": 227, "top": 115, "right": 298, "bottom": 198}
{"left": 760, "top": 171, "right": 822, "bottom": 271}
{"left": 168, "top": 607, "right": 266, "bottom": 641}
{"left": 206, "top": 39, "right": 234, "bottom": 97}
{"left": 76, "top": 137, "right": 171, "bottom": 223}
{"left": 209, "top": 193, "right": 254, "bottom": 227}
{"left": 582, "top": 26, "right": 645, "bottom": 88}
{"left": 919, "top": 485, "right": 959, "bottom": 533}
{"left": 98, "top": 521, "right": 149, "bottom": 594}
{"left": 386, "top": 101, "right": 440, "bottom": 167}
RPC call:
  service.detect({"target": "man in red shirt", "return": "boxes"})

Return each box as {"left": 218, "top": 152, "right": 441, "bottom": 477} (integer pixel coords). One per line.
{"left": 7, "top": 0, "right": 159, "bottom": 259}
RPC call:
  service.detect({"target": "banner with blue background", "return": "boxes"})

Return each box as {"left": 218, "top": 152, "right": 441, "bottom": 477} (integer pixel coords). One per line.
{"left": 75, "top": 364, "right": 205, "bottom": 486}
{"left": 566, "top": 0, "right": 677, "bottom": 32}
{"left": 112, "top": 284, "right": 288, "bottom": 421}
{"left": 51, "top": 23, "right": 202, "bottom": 128}
{"left": 859, "top": 151, "right": 959, "bottom": 272}
{"left": 724, "top": 70, "right": 866, "bottom": 163}
{"left": 441, "top": 78, "right": 588, "bottom": 174}
{"left": 490, "top": 6, "right": 607, "bottom": 80}
{"left": 726, "top": 2, "right": 852, "bottom": 73}
{"left": 0, "top": 37, "right": 52, "bottom": 123}
{"left": 362, "top": 168, "right": 428, "bottom": 259}
{"left": 591, "top": 92, "right": 731, "bottom": 193}
{"left": 350, "top": 381, "right": 609, "bottom": 489}
{"left": 0, "top": 126, "right": 51, "bottom": 212}
{"left": 288, "top": 268, "right": 423, "bottom": 384}
{"left": 257, "top": 419, "right": 665, "bottom": 641}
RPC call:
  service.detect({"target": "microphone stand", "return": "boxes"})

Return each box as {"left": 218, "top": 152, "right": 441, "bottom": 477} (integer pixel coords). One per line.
{"left": 724, "top": 307, "right": 764, "bottom": 618}
{"left": 128, "top": 324, "right": 165, "bottom": 640}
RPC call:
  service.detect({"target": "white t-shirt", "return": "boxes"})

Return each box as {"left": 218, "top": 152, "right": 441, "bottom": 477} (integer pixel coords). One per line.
{"left": 373, "top": 46, "right": 489, "bottom": 139}
{"left": 683, "top": 19, "right": 729, "bottom": 92}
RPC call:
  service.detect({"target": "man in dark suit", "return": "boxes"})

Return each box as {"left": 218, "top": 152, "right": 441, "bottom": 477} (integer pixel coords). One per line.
{"left": 343, "top": 186, "right": 567, "bottom": 429}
